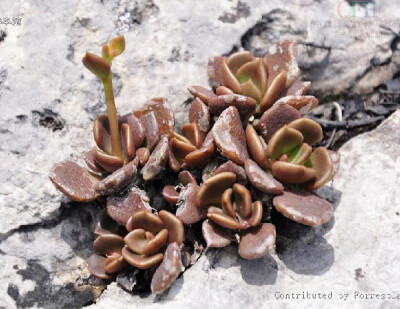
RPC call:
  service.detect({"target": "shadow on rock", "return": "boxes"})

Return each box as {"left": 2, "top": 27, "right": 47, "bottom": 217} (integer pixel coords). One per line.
{"left": 205, "top": 245, "right": 278, "bottom": 286}
{"left": 272, "top": 197, "right": 336, "bottom": 276}
{"left": 239, "top": 255, "right": 278, "bottom": 286}
{"left": 60, "top": 200, "right": 105, "bottom": 258}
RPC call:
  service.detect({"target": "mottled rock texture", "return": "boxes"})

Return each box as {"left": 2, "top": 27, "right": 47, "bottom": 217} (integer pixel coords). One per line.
{"left": 1, "top": 0, "right": 399, "bottom": 307}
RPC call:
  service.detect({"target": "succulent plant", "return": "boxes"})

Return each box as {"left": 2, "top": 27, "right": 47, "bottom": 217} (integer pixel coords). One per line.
{"left": 89, "top": 210, "right": 184, "bottom": 294}
{"left": 49, "top": 35, "right": 341, "bottom": 295}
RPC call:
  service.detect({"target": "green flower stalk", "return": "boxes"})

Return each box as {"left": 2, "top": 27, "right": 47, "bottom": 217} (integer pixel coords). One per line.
{"left": 82, "top": 35, "right": 126, "bottom": 162}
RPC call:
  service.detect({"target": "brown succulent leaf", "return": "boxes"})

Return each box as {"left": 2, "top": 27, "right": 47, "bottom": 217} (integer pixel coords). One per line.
{"left": 236, "top": 58, "right": 268, "bottom": 95}
{"left": 220, "top": 58, "right": 242, "bottom": 93}
{"left": 84, "top": 148, "right": 106, "bottom": 174}
{"left": 208, "top": 94, "right": 257, "bottom": 122}
{"left": 107, "top": 187, "right": 151, "bottom": 226}
{"left": 245, "top": 124, "right": 269, "bottom": 169}
{"left": 92, "top": 147, "right": 124, "bottom": 172}
{"left": 266, "top": 126, "right": 304, "bottom": 160}
{"left": 134, "top": 97, "right": 175, "bottom": 137}
{"left": 329, "top": 150, "right": 341, "bottom": 177}
{"left": 142, "top": 136, "right": 169, "bottom": 181}
{"left": 306, "top": 147, "right": 334, "bottom": 190}
{"left": 151, "top": 242, "right": 183, "bottom": 294}
{"left": 125, "top": 211, "right": 164, "bottom": 234}
{"left": 212, "top": 106, "right": 249, "bottom": 165}
{"left": 182, "top": 122, "right": 203, "bottom": 149}
{"left": 187, "top": 86, "right": 217, "bottom": 104}
{"left": 189, "top": 97, "right": 211, "bottom": 137}
{"left": 93, "top": 114, "right": 112, "bottom": 154}
{"left": 94, "top": 163, "right": 137, "bottom": 196}
{"left": 207, "top": 55, "right": 224, "bottom": 88}
{"left": 247, "top": 201, "right": 263, "bottom": 227}
{"left": 259, "top": 103, "right": 301, "bottom": 142}
{"left": 272, "top": 161, "right": 316, "bottom": 183}
{"left": 142, "top": 229, "right": 169, "bottom": 256}
{"left": 275, "top": 95, "right": 318, "bottom": 115}
{"left": 49, "top": 161, "right": 100, "bottom": 202}
{"left": 168, "top": 146, "right": 181, "bottom": 172}
{"left": 119, "top": 113, "right": 145, "bottom": 149}
{"left": 207, "top": 211, "right": 248, "bottom": 230}
{"left": 233, "top": 183, "right": 252, "bottom": 218}
{"left": 136, "top": 147, "right": 150, "bottom": 165}
{"left": 122, "top": 247, "right": 164, "bottom": 269}
{"left": 273, "top": 190, "right": 334, "bottom": 226}
{"left": 257, "top": 70, "right": 287, "bottom": 115}
{"left": 184, "top": 131, "right": 215, "bottom": 168}
{"left": 221, "top": 188, "right": 236, "bottom": 217}
{"left": 264, "top": 40, "right": 300, "bottom": 89}
{"left": 176, "top": 183, "right": 206, "bottom": 225}
{"left": 82, "top": 52, "right": 111, "bottom": 80}
{"left": 159, "top": 210, "right": 185, "bottom": 245}
{"left": 139, "top": 111, "right": 160, "bottom": 151}
{"left": 202, "top": 219, "right": 232, "bottom": 248}
{"left": 124, "top": 228, "right": 149, "bottom": 254}
{"left": 170, "top": 137, "right": 197, "bottom": 161}
{"left": 238, "top": 223, "right": 276, "bottom": 259}
{"left": 162, "top": 185, "right": 180, "bottom": 204}
{"left": 226, "top": 51, "right": 254, "bottom": 75}
{"left": 213, "top": 160, "right": 247, "bottom": 185}
{"left": 244, "top": 159, "right": 283, "bottom": 194}
{"left": 104, "top": 254, "right": 127, "bottom": 274}
{"left": 197, "top": 172, "right": 236, "bottom": 207}
{"left": 216, "top": 85, "right": 234, "bottom": 95}
{"left": 121, "top": 123, "right": 135, "bottom": 160}
{"left": 178, "top": 170, "right": 197, "bottom": 186}
{"left": 93, "top": 234, "right": 125, "bottom": 255}
{"left": 286, "top": 81, "right": 311, "bottom": 96}
{"left": 88, "top": 254, "right": 111, "bottom": 280}
{"left": 287, "top": 118, "right": 323, "bottom": 146}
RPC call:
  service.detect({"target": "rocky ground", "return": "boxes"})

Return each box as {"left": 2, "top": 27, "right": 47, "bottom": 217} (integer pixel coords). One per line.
{"left": 1, "top": 0, "right": 400, "bottom": 308}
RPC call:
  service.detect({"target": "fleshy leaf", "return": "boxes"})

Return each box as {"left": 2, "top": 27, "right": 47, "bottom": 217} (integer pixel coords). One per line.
{"left": 142, "top": 136, "right": 169, "bottom": 181}
{"left": 238, "top": 223, "right": 276, "bottom": 259}
{"left": 212, "top": 106, "right": 249, "bottom": 165}
{"left": 82, "top": 52, "right": 111, "bottom": 80}
{"left": 273, "top": 190, "right": 334, "bottom": 226}
{"left": 272, "top": 161, "right": 316, "bottom": 183}
{"left": 107, "top": 187, "right": 151, "bottom": 226}
{"left": 202, "top": 219, "right": 232, "bottom": 248}
{"left": 151, "top": 243, "right": 183, "bottom": 294}
{"left": 49, "top": 161, "right": 100, "bottom": 202}
{"left": 197, "top": 172, "right": 236, "bottom": 207}
{"left": 244, "top": 159, "right": 283, "bottom": 194}
{"left": 259, "top": 103, "right": 301, "bottom": 142}
{"left": 287, "top": 118, "right": 323, "bottom": 146}
{"left": 266, "top": 126, "right": 304, "bottom": 160}
{"left": 95, "top": 163, "right": 137, "bottom": 196}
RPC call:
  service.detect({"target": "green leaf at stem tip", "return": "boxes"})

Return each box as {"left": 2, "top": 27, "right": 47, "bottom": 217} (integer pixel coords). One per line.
{"left": 102, "top": 44, "right": 111, "bottom": 63}
{"left": 108, "top": 35, "right": 125, "bottom": 57}
{"left": 82, "top": 52, "right": 110, "bottom": 80}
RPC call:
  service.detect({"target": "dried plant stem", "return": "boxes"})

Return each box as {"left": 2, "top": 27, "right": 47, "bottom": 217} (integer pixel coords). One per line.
{"left": 102, "top": 74, "right": 123, "bottom": 161}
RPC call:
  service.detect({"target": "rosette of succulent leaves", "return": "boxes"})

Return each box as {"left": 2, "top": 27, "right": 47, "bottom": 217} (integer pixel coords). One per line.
{"left": 49, "top": 36, "right": 340, "bottom": 294}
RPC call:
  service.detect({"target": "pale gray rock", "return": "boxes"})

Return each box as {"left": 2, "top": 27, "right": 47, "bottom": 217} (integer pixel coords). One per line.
{"left": 0, "top": 0, "right": 400, "bottom": 308}
{"left": 0, "top": 202, "right": 105, "bottom": 308}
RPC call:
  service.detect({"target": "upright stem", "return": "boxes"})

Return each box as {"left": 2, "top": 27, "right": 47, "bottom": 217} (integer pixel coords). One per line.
{"left": 102, "top": 73, "right": 124, "bottom": 162}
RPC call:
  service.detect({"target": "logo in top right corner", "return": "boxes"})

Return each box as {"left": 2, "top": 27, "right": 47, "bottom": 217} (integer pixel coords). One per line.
{"left": 337, "top": 1, "right": 376, "bottom": 18}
